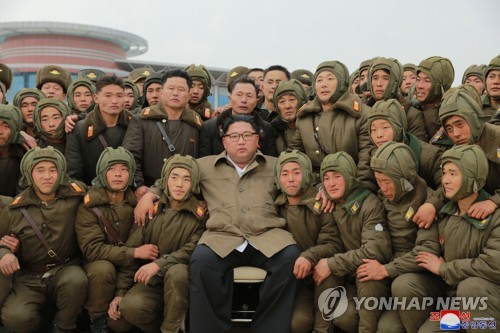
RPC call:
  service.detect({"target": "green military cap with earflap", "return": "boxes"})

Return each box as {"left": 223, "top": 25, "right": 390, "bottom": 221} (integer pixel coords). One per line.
{"left": 368, "top": 98, "right": 408, "bottom": 144}
{"left": 66, "top": 78, "right": 96, "bottom": 112}
{"left": 226, "top": 66, "right": 249, "bottom": 89}
{"left": 320, "top": 151, "right": 361, "bottom": 201}
{"left": 439, "top": 85, "right": 490, "bottom": 144}
{"left": 485, "top": 55, "right": 500, "bottom": 79}
{"left": 35, "top": 65, "right": 72, "bottom": 93}
{"left": 291, "top": 69, "right": 313, "bottom": 87}
{"left": 461, "top": 64, "right": 487, "bottom": 85}
{"left": 124, "top": 79, "right": 141, "bottom": 111}
{"left": 314, "top": 60, "right": 350, "bottom": 104}
{"left": 370, "top": 141, "right": 417, "bottom": 202}
{"left": 402, "top": 63, "right": 416, "bottom": 74}
{"left": 92, "top": 147, "right": 136, "bottom": 191}
{"left": 33, "top": 98, "right": 71, "bottom": 139}
{"left": 0, "top": 63, "right": 13, "bottom": 91}
{"left": 368, "top": 57, "right": 403, "bottom": 100}
{"left": 0, "top": 104, "right": 24, "bottom": 148}
{"left": 274, "top": 150, "right": 314, "bottom": 197}
{"left": 185, "top": 64, "right": 212, "bottom": 97}
{"left": 440, "top": 144, "right": 488, "bottom": 202}
{"left": 349, "top": 69, "right": 360, "bottom": 88}
{"left": 273, "top": 79, "right": 309, "bottom": 118}
{"left": 19, "top": 146, "right": 70, "bottom": 192}
{"left": 416, "top": 56, "right": 455, "bottom": 103}
{"left": 13, "top": 88, "right": 45, "bottom": 108}
{"left": 160, "top": 155, "right": 200, "bottom": 200}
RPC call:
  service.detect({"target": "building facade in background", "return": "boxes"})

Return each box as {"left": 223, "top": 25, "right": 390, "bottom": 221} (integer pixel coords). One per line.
{"left": 0, "top": 21, "right": 229, "bottom": 106}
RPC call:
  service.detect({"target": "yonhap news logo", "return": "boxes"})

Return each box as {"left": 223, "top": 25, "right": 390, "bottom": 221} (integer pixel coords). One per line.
{"left": 318, "top": 286, "right": 349, "bottom": 321}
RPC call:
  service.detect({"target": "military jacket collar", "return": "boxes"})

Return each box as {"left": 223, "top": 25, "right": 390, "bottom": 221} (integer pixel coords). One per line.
{"left": 440, "top": 189, "right": 493, "bottom": 230}
{"left": 10, "top": 182, "right": 86, "bottom": 208}
{"left": 83, "top": 187, "right": 137, "bottom": 208}
{"left": 84, "top": 105, "right": 130, "bottom": 140}
{"left": 139, "top": 102, "right": 203, "bottom": 129}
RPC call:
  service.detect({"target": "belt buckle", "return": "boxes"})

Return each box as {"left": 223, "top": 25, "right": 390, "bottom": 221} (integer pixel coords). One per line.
{"left": 168, "top": 144, "right": 176, "bottom": 152}
{"left": 47, "top": 250, "right": 56, "bottom": 258}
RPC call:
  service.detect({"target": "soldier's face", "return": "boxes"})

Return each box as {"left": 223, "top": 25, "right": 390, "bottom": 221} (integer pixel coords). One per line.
{"left": 374, "top": 171, "right": 396, "bottom": 201}
{"left": 161, "top": 77, "right": 190, "bottom": 111}
{"left": 263, "top": 70, "right": 288, "bottom": 102}
{"left": 229, "top": 83, "right": 258, "bottom": 115}
{"left": 32, "top": 161, "right": 58, "bottom": 195}
{"left": 40, "top": 107, "right": 63, "bottom": 134}
{"left": 167, "top": 167, "right": 191, "bottom": 201}
{"left": 222, "top": 122, "right": 259, "bottom": 165}
{"left": 402, "top": 70, "right": 417, "bottom": 95}
{"left": 464, "top": 75, "right": 484, "bottom": 96}
{"left": 0, "top": 120, "right": 11, "bottom": 146}
{"left": 20, "top": 96, "right": 38, "bottom": 124}
{"left": 41, "top": 82, "right": 66, "bottom": 101}
{"left": 442, "top": 162, "right": 462, "bottom": 199}
{"left": 279, "top": 162, "right": 303, "bottom": 197}
{"left": 73, "top": 85, "right": 93, "bottom": 112}
{"left": 315, "top": 71, "right": 338, "bottom": 103}
{"left": 277, "top": 94, "right": 299, "bottom": 122}
{"left": 371, "top": 69, "right": 390, "bottom": 100}
{"left": 486, "top": 70, "right": 500, "bottom": 98}
{"left": 94, "top": 84, "right": 124, "bottom": 116}
{"left": 415, "top": 72, "right": 432, "bottom": 102}
{"left": 123, "top": 87, "right": 135, "bottom": 110}
{"left": 370, "top": 119, "right": 395, "bottom": 147}
{"left": 323, "top": 171, "right": 346, "bottom": 201}
{"left": 106, "top": 163, "right": 130, "bottom": 192}
{"left": 146, "top": 83, "right": 162, "bottom": 106}
{"left": 189, "top": 80, "right": 205, "bottom": 104}
{"left": 247, "top": 70, "right": 264, "bottom": 94}
{"left": 351, "top": 77, "right": 360, "bottom": 95}
{"left": 444, "top": 115, "right": 472, "bottom": 145}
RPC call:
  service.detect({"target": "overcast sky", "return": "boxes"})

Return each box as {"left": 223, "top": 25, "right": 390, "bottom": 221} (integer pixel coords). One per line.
{"left": 1, "top": 0, "right": 499, "bottom": 84}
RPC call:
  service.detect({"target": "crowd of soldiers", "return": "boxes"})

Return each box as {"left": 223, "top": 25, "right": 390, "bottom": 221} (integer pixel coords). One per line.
{"left": 0, "top": 54, "right": 498, "bottom": 333}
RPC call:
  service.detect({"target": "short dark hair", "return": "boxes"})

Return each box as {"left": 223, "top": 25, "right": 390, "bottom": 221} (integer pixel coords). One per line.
{"left": 247, "top": 68, "right": 264, "bottom": 75}
{"left": 96, "top": 75, "right": 125, "bottom": 93}
{"left": 228, "top": 75, "right": 259, "bottom": 95}
{"left": 161, "top": 69, "right": 193, "bottom": 88}
{"left": 264, "top": 65, "right": 291, "bottom": 80}
{"left": 220, "top": 114, "right": 260, "bottom": 136}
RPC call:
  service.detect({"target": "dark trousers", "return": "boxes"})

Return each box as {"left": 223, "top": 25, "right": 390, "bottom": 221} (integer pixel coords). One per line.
{"left": 189, "top": 244, "right": 300, "bottom": 333}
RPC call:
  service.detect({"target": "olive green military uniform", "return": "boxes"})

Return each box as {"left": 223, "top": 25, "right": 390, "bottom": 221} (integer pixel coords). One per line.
{"left": 0, "top": 63, "right": 13, "bottom": 96}
{"left": 369, "top": 99, "right": 443, "bottom": 190}
{"left": 33, "top": 98, "right": 70, "bottom": 153}
{"left": 0, "top": 195, "right": 12, "bottom": 308}
{"left": 366, "top": 57, "right": 428, "bottom": 141}
{"left": 291, "top": 61, "right": 376, "bottom": 191}
{"left": 0, "top": 105, "right": 25, "bottom": 197}
{"left": 370, "top": 142, "right": 442, "bottom": 333}
{"left": 76, "top": 187, "right": 137, "bottom": 321}
{"left": 122, "top": 102, "right": 202, "bottom": 187}
{"left": 419, "top": 146, "right": 500, "bottom": 332}
{"left": 321, "top": 152, "right": 392, "bottom": 333}
{"left": 274, "top": 151, "right": 344, "bottom": 333}
{"left": 0, "top": 147, "right": 88, "bottom": 332}
{"left": 111, "top": 155, "right": 207, "bottom": 333}
{"left": 124, "top": 79, "right": 141, "bottom": 114}
{"left": 439, "top": 86, "right": 500, "bottom": 207}
{"left": 415, "top": 57, "right": 455, "bottom": 140}
{"left": 65, "top": 105, "right": 130, "bottom": 185}
{"left": 75, "top": 147, "right": 138, "bottom": 332}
